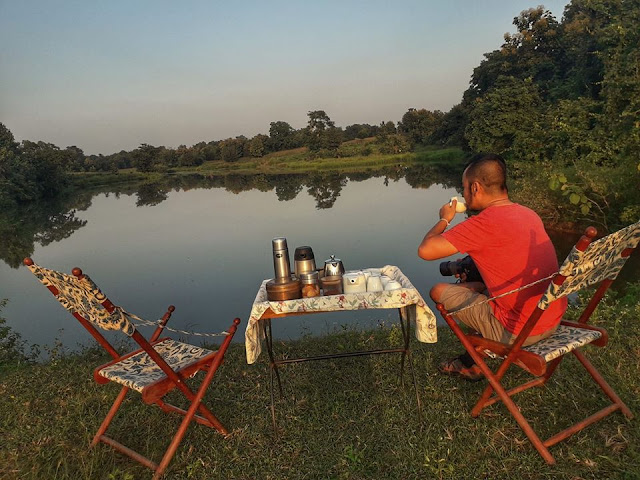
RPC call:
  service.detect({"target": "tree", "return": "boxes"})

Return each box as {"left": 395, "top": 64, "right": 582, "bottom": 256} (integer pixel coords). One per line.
{"left": 429, "top": 104, "right": 469, "bottom": 148}
{"left": 377, "top": 133, "right": 411, "bottom": 154}
{"left": 379, "top": 121, "right": 396, "bottom": 136}
{"left": 64, "top": 145, "right": 85, "bottom": 171}
{"left": 19, "top": 140, "right": 70, "bottom": 198}
{"left": 132, "top": 144, "right": 159, "bottom": 172}
{"left": 306, "top": 110, "right": 336, "bottom": 151}
{"left": 157, "top": 147, "right": 178, "bottom": 168}
{"left": 268, "top": 121, "right": 296, "bottom": 152}
{"left": 465, "top": 76, "right": 545, "bottom": 158}
{"left": 467, "top": 6, "right": 561, "bottom": 101}
{"left": 397, "top": 108, "right": 444, "bottom": 145}
{"left": 248, "top": 134, "right": 268, "bottom": 157}
{"left": 220, "top": 138, "right": 243, "bottom": 162}
{"left": 0, "top": 123, "right": 18, "bottom": 152}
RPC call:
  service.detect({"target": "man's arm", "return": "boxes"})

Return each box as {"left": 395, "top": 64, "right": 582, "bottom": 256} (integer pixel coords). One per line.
{"left": 417, "top": 200, "right": 459, "bottom": 260}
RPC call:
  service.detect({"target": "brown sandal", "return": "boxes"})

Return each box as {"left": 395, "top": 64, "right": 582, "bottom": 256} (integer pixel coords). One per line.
{"left": 438, "top": 356, "right": 484, "bottom": 382}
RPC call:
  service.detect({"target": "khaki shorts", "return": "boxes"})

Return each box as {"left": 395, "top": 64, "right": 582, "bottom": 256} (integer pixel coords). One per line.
{"left": 440, "top": 284, "right": 556, "bottom": 346}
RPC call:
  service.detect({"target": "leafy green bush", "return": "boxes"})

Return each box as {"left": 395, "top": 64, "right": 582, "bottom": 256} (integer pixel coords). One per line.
{"left": 0, "top": 299, "right": 29, "bottom": 365}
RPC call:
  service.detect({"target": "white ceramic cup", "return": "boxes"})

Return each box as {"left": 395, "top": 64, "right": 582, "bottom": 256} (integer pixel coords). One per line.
{"left": 385, "top": 280, "right": 402, "bottom": 291}
{"left": 450, "top": 196, "right": 467, "bottom": 213}
{"left": 366, "top": 274, "right": 383, "bottom": 292}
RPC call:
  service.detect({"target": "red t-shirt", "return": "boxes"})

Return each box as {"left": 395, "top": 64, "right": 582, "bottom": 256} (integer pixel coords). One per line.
{"left": 442, "top": 203, "right": 566, "bottom": 336}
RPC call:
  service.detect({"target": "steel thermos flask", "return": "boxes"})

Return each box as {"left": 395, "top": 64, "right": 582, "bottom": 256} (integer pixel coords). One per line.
{"left": 272, "top": 237, "right": 292, "bottom": 280}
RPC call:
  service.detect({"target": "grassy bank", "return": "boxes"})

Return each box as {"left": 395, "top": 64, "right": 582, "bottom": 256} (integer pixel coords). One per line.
{"left": 1, "top": 285, "right": 639, "bottom": 479}
{"left": 70, "top": 145, "right": 467, "bottom": 189}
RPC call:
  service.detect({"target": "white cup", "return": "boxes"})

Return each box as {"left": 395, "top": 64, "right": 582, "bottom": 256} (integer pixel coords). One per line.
{"left": 366, "top": 274, "right": 383, "bottom": 292}
{"left": 385, "top": 280, "right": 402, "bottom": 291}
{"left": 450, "top": 196, "right": 467, "bottom": 213}
{"left": 380, "top": 275, "right": 391, "bottom": 287}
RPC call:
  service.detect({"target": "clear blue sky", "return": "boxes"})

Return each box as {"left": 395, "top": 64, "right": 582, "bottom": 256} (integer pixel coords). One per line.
{"left": 0, "top": 0, "right": 569, "bottom": 155}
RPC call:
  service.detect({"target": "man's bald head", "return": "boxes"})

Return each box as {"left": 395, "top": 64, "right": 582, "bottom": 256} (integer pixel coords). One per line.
{"left": 463, "top": 153, "right": 508, "bottom": 195}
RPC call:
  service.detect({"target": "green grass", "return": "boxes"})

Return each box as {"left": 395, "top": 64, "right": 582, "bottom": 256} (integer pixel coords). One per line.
{"left": 1, "top": 285, "right": 639, "bottom": 479}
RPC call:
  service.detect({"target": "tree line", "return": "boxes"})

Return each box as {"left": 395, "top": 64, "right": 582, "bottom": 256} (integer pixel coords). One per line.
{"left": 2, "top": 0, "right": 638, "bottom": 227}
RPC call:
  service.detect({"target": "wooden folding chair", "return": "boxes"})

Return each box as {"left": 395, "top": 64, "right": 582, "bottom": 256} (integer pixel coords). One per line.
{"left": 23, "top": 258, "right": 241, "bottom": 479}
{"left": 435, "top": 220, "right": 640, "bottom": 464}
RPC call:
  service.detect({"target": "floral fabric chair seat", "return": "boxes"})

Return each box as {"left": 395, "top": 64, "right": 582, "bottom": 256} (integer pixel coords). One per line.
{"left": 484, "top": 324, "right": 602, "bottom": 363}
{"left": 522, "top": 324, "right": 601, "bottom": 362}
{"left": 98, "top": 339, "right": 214, "bottom": 392}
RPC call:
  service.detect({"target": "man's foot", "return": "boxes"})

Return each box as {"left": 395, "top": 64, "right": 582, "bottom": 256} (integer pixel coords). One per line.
{"left": 438, "top": 356, "right": 484, "bottom": 382}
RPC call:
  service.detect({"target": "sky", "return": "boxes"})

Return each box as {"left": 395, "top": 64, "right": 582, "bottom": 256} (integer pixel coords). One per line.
{"left": 0, "top": 0, "right": 570, "bottom": 155}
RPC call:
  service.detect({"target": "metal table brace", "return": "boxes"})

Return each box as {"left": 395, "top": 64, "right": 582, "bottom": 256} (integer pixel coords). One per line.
{"left": 261, "top": 307, "right": 422, "bottom": 434}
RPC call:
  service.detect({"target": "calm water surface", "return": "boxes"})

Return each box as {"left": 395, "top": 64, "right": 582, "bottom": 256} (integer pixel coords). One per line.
{"left": 1, "top": 169, "right": 634, "bottom": 354}
{"left": 1, "top": 170, "right": 463, "bottom": 351}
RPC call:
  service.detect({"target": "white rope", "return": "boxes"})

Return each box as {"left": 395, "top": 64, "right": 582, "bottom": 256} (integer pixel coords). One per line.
{"left": 447, "top": 273, "right": 557, "bottom": 315}
{"left": 118, "top": 308, "right": 231, "bottom": 337}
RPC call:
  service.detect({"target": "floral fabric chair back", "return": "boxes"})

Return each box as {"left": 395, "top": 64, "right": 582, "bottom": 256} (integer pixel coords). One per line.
{"left": 538, "top": 220, "right": 640, "bottom": 309}
{"left": 26, "top": 262, "right": 135, "bottom": 336}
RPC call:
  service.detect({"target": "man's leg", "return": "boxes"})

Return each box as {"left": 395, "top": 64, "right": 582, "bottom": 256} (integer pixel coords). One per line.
{"left": 432, "top": 283, "right": 506, "bottom": 380}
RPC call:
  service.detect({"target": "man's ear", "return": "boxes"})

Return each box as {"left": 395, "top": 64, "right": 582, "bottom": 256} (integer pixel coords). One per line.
{"left": 472, "top": 181, "right": 480, "bottom": 194}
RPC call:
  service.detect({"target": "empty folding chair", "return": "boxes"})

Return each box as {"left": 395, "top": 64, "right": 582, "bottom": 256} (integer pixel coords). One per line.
{"left": 24, "top": 258, "right": 240, "bottom": 479}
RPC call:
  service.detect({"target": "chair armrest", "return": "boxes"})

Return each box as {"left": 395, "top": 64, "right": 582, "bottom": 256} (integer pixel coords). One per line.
{"left": 560, "top": 320, "right": 608, "bottom": 346}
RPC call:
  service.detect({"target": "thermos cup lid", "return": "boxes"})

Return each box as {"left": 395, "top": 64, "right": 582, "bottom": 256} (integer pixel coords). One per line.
{"left": 294, "top": 246, "right": 314, "bottom": 260}
{"left": 272, "top": 237, "right": 288, "bottom": 250}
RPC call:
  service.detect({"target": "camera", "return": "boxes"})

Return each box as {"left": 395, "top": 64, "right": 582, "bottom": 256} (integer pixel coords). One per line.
{"left": 439, "top": 255, "right": 483, "bottom": 283}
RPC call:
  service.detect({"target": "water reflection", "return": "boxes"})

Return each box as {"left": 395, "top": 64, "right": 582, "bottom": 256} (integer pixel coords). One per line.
{"left": 0, "top": 164, "right": 461, "bottom": 268}
{"left": 4, "top": 164, "right": 634, "bottom": 354}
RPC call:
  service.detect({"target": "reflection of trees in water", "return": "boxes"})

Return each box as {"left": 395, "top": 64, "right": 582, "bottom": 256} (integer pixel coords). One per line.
{"left": 306, "top": 172, "right": 348, "bottom": 209}
{"left": 403, "top": 164, "right": 462, "bottom": 190}
{"left": 273, "top": 175, "right": 305, "bottom": 201}
{"left": 0, "top": 166, "right": 461, "bottom": 267}
{"left": 0, "top": 198, "right": 89, "bottom": 268}
{"left": 135, "top": 182, "right": 169, "bottom": 207}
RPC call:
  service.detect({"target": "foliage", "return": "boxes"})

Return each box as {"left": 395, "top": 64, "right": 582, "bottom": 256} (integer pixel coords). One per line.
{"left": 376, "top": 133, "right": 411, "bottom": 154}
{"left": 0, "top": 125, "right": 72, "bottom": 207}
{"left": 305, "top": 110, "right": 344, "bottom": 154}
{"left": 132, "top": 143, "right": 160, "bottom": 172}
{"left": 429, "top": 0, "right": 640, "bottom": 230}
{"left": 465, "top": 76, "right": 545, "bottom": 158}
{"left": 397, "top": 108, "right": 444, "bottom": 146}
{"left": 0, "top": 299, "right": 29, "bottom": 365}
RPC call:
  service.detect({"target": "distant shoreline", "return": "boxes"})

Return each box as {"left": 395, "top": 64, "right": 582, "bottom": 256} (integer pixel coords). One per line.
{"left": 69, "top": 146, "right": 467, "bottom": 189}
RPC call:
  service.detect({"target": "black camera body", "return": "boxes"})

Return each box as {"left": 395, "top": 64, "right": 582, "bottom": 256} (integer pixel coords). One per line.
{"left": 439, "top": 255, "right": 483, "bottom": 283}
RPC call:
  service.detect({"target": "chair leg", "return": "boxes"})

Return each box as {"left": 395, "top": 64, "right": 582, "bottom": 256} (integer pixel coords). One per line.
{"left": 573, "top": 350, "right": 633, "bottom": 419}
{"left": 474, "top": 357, "right": 556, "bottom": 464}
{"left": 91, "top": 386, "right": 130, "bottom": 447}
{"left": 154, "top": 355, "right": 229, "bottom": 479}
{"left": 441, "top": 314, "right": 555, "bottom": 463}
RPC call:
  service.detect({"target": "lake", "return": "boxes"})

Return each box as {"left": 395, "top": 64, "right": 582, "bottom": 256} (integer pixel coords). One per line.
{"left": 0, "top": 166, "right": 633, "bottom": 354}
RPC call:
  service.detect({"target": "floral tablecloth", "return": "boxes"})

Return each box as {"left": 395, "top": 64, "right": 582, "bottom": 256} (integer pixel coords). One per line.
{"left": 245, "top": 265, "right": 437, "bottom": 364}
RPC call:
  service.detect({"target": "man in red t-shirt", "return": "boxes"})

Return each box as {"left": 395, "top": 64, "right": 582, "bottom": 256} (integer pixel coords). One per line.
{"left": 418, "top": 153, "right": 567, "bottom": 380}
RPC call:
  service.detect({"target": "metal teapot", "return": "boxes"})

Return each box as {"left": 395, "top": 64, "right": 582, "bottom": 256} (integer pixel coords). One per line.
{"left": 323, "top": 255, "right": 345, "bottom": 277}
